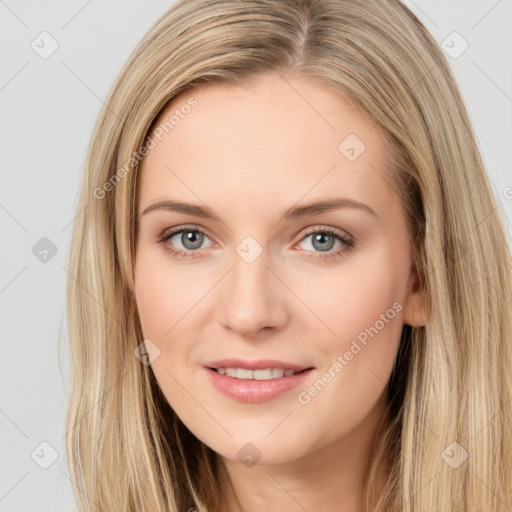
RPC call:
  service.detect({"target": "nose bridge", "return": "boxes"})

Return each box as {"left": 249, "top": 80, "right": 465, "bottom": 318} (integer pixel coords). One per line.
{"left": 219, "top": 238, "right": 287, "bottom": 335}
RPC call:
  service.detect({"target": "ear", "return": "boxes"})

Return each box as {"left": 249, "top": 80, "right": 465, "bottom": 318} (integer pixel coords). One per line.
{"left": 403, "top": 264, "right": 428, "bottom": 327}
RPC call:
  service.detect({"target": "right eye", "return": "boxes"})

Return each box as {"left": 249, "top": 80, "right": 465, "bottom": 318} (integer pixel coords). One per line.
{"left": 159, "top": 226, "right": 215, "bottom": 258}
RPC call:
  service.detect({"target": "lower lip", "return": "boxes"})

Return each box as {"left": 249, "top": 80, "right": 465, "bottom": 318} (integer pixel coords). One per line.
{"left": 204, "top": 367, "right": 314, "bottom": 403}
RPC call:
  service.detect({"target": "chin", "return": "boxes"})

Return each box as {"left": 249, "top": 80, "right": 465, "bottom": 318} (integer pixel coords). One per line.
{"left": 204, "top": 434, "right": 308, "bottom": 468}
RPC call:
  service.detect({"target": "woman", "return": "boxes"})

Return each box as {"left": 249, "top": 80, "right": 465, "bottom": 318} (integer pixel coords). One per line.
{"left": 66, "top": 0, "right": 512, "bottom": 510}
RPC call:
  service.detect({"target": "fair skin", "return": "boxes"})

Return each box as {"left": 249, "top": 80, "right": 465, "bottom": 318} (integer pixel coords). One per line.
{"left": 133, "top": 71, "right": 426, "bottom": 512}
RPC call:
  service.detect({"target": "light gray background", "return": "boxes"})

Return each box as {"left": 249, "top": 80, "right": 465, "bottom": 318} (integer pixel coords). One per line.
{"left": 1, "top": 1, "right": 511, "bottom": 510}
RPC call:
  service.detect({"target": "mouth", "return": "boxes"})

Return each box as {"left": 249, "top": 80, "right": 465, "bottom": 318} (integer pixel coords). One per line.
{"left": 204, "top": 364, "right": 315, "bottom": 403}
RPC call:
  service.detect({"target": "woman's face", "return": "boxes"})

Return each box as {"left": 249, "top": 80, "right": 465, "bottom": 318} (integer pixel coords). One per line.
{"left": 134, "top": 72, "right": 425, "bottom": 467}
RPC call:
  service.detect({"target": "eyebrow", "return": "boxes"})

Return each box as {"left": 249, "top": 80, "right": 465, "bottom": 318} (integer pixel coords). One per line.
{"left": 140, "top": 197, "right": 378, "bottom": 220}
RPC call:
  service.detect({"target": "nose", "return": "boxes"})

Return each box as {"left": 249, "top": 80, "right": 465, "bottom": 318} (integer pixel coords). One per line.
{"left": 218, "top": 249, "right": 289, "bottom": 338}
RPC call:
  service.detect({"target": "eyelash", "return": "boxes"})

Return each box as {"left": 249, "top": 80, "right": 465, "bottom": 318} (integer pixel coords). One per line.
{"left": 158, "top": 225, "right": 355, "bottom": 261}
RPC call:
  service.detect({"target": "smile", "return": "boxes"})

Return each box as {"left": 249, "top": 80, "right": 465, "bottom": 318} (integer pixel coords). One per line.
{"left": 204, "top": 367, "right": 315, "bottom": 403}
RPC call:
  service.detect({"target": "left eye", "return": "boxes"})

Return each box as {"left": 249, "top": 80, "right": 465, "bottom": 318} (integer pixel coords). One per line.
{"left": 297, "top": 229, "right": 347, "bottom": 253}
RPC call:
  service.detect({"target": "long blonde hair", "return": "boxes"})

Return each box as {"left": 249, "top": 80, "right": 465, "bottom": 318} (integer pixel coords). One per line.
{"left": 65, "top": 0, "right": 512, "bottom": 510}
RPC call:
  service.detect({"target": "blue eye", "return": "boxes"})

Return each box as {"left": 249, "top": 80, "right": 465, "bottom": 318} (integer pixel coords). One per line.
{"left": 296, "top": 227, "right": 354, "bottom": 261}
{"left": 159, "top": 226, "right": 213, "bottom": 258}
{"left": 158, "top": 225, "right": 354, "bottom": 261}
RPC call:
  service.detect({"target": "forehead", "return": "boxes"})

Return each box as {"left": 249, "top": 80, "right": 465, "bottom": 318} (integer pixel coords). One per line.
{"left": 138, "top": 73, "right": 396, "bottom": 219}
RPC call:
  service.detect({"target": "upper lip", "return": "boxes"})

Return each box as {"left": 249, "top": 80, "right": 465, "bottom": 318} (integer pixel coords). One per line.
{"left": 204, "top": 359, "right": 314, "bottom": 371}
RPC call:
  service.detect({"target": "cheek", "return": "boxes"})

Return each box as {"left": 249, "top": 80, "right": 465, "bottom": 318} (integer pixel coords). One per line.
{"left": 292, "top": 255, "right": 405, "bottom": 400}
{"left": 133, "top": 254, "right": 199, "bottom": 405}
{"left": 292, "top": 262, "right": 404, "bottom": 438}
{"left": 295, "top": 257, "right": 404, "bottom": 341}
{"left": 134, "top": 267, "right": 172, "bottom": 339}
{"left": 133, "top": 249, "right": 208, "bottom": 338}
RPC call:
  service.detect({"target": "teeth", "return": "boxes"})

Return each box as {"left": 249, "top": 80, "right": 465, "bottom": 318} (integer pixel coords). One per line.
{"left": 236, "top": 368, "right": 253, "bottom": 379}
{"left": 215, "top": 367, "right": 301, "bottom": 380}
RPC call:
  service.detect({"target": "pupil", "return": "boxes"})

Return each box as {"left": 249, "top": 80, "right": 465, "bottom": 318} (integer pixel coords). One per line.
{"left": 183, "top": 230, "right": 203, "bottom": 249}
{"left": 313, "top": 233, "right": 334, "bottom": 252}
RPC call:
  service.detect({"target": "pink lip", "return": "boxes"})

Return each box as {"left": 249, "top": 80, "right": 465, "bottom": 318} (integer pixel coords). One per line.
{"left": 204, "top": 366, "right": 315, "bottom": 403}
{"left": 203, "top": 358, "right": 312, "bottom": 371}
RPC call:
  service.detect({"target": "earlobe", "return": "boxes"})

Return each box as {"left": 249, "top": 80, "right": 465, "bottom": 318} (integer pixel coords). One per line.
{"left": 403, "top": 267, "right": 428, "bottom": 327}
{"left": 403, "top": 292, "right": 427, "bottom": 327}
